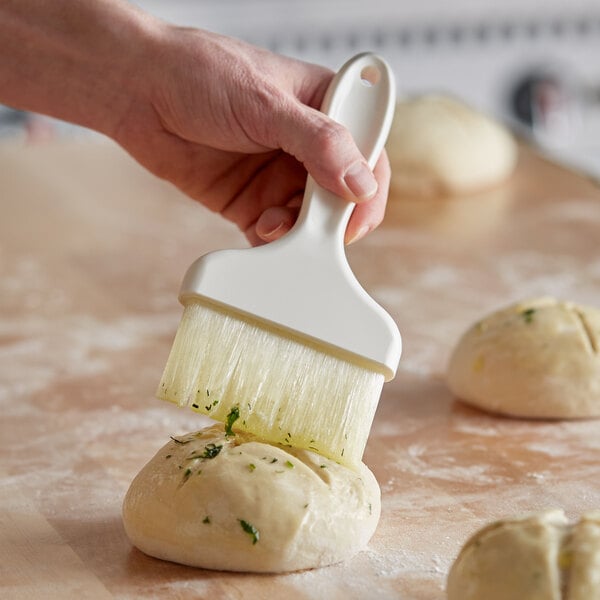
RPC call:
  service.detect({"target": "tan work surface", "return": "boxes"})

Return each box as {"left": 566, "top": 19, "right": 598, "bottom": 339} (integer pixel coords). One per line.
{"left": 1, "top": 140, "right": 599, "bottom": 599}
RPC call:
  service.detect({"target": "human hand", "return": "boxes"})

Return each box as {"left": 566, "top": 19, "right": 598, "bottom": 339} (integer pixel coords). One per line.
{"left": 113, "top": 25, "right": 391, "bottom": 246}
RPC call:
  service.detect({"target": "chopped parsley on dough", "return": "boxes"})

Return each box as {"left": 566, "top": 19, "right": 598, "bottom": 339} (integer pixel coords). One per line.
{"left": 239, "top": 519, "right": 260, "bottom": 544}
{"left": 225, "top": 406, "right": 240, "bottom": 437}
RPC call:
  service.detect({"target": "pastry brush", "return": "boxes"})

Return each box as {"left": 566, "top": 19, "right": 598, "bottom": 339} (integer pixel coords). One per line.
{"left": 157, "top": 53, "right": 401, "bottom": 466}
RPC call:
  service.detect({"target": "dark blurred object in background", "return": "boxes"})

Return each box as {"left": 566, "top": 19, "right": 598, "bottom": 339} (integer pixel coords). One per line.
{"left": 0, "top": 106, "right": 55, "bottom": 143}
{"left": 508, "top": 67, "right": 583, "bottom": 147}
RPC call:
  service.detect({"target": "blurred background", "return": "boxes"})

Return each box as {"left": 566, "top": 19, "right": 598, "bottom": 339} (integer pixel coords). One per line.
{"left": 3, "top": 0, "right": 600, "bottom": 177}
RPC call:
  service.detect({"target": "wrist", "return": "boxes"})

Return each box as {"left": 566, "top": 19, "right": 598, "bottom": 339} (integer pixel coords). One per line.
{"left": 0, "top": 1, "right": 164, "bottom": 138}
{"left": 71, "top": 3, "right": 166, "bottom": 138}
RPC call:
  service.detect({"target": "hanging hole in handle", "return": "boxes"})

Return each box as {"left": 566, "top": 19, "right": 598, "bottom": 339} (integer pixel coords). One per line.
{"left": 360, "top": 65, "right": 381, "bottom": 87}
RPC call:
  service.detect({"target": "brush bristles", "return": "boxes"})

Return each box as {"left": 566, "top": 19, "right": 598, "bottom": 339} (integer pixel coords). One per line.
{"left": 157, "top": 302, "right": 384, "bottom": 466}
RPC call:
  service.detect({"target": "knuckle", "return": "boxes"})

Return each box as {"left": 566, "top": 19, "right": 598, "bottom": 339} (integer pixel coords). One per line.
{"left": 313, "top": 120, "right": 348, "bottom": 156}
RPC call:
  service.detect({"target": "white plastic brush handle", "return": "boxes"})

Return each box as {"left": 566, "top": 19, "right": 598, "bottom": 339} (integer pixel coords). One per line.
{"left": 180, "top": 53, "right": 402, "bottom": 379}
{"left": 291, "top": 53, "right": 396, "bottom": 245}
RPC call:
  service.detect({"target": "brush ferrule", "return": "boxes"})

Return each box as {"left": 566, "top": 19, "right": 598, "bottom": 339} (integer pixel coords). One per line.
{"left": 179, "top": 247, "right": 401, "bottom": 381}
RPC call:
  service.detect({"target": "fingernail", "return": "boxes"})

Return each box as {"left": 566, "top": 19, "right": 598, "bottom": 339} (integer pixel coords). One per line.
{"left": 344, "top": 161, "right": 378, "bottom": 200}
{"left": 260, "top": 220, "right": 286, "bottom": 239}
{"left": 346, "top": 225, "right": 369, "bottom": 245}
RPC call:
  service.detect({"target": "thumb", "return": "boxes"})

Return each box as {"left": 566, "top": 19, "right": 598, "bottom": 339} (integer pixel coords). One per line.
{"left": 277, "top": 103, "right": 379, "bottom": 202}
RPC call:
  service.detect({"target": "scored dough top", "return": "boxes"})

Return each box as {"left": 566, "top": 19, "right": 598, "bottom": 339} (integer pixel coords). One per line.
{"left": 446, "top": 297, "right": 600, "bottom": 419}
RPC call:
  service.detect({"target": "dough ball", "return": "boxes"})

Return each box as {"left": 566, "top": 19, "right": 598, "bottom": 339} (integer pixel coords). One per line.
{"left": 122, "top": 424, "right": 380, "bottom": 573}
{"left": 446, "top": 297, "right": 600, "bottom": 418}
{"left": 447, "top": 510, "right": 600, "bottom": 600}
{"left": 386, "top": 94, "right": 518, "bottom": 198}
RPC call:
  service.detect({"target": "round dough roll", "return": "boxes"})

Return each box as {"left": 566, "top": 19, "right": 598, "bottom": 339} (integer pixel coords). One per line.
{"left": 446, "top": 297, "right": 600, "bottom": 418}
{"left": 386, "top": 94, "right": 518, "bottom": 198}
{"left": 122, "top": 424, "right": 380, "bottom": 572}
{"left": 447, "top": 510, "right": 600, "bottom": 600}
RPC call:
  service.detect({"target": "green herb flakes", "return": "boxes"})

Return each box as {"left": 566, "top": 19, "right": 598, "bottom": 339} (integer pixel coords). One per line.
{"left": 191, "top": 403, "right": 199, "bottom": 409}
{"left": 320, "top": 464, "right": 327, "bottom": 469}
{"left": 203, "top": 516, "right": 211, "bottom": 524}
{"left": 239, "top": 519, "right": 259, "bottom": 544}
{"left": 248, "top": 463, "right": 256, "bottom": 472}
{"left": 225, "top": 406, "right": 240, "bottom": 437}
{"left": 201, "top": 443, "right": 223, "bottom": 459}
{"left": 285, "top": 460, "right": 294, "bottom": 469}
{"left": 270, "top": 458, "right": 278, "bottom": 464}
{"left": 521, "top": 308, "right": 536, "bottom": 323}
{"left": 182, "top": 468, "right": 192, "bottom": 483}
{"left": 165, "top": 454, "right": 172, "bottom": 459}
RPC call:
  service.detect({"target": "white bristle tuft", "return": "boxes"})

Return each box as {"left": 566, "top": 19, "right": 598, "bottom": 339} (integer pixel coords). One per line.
{"left": 157, "top": 302, "right": 384, "bottom": 466}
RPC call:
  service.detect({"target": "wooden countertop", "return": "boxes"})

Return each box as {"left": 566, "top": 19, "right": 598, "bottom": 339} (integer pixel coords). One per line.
{"left": 1, "top": 140, "right": 599, "bottom": 599}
